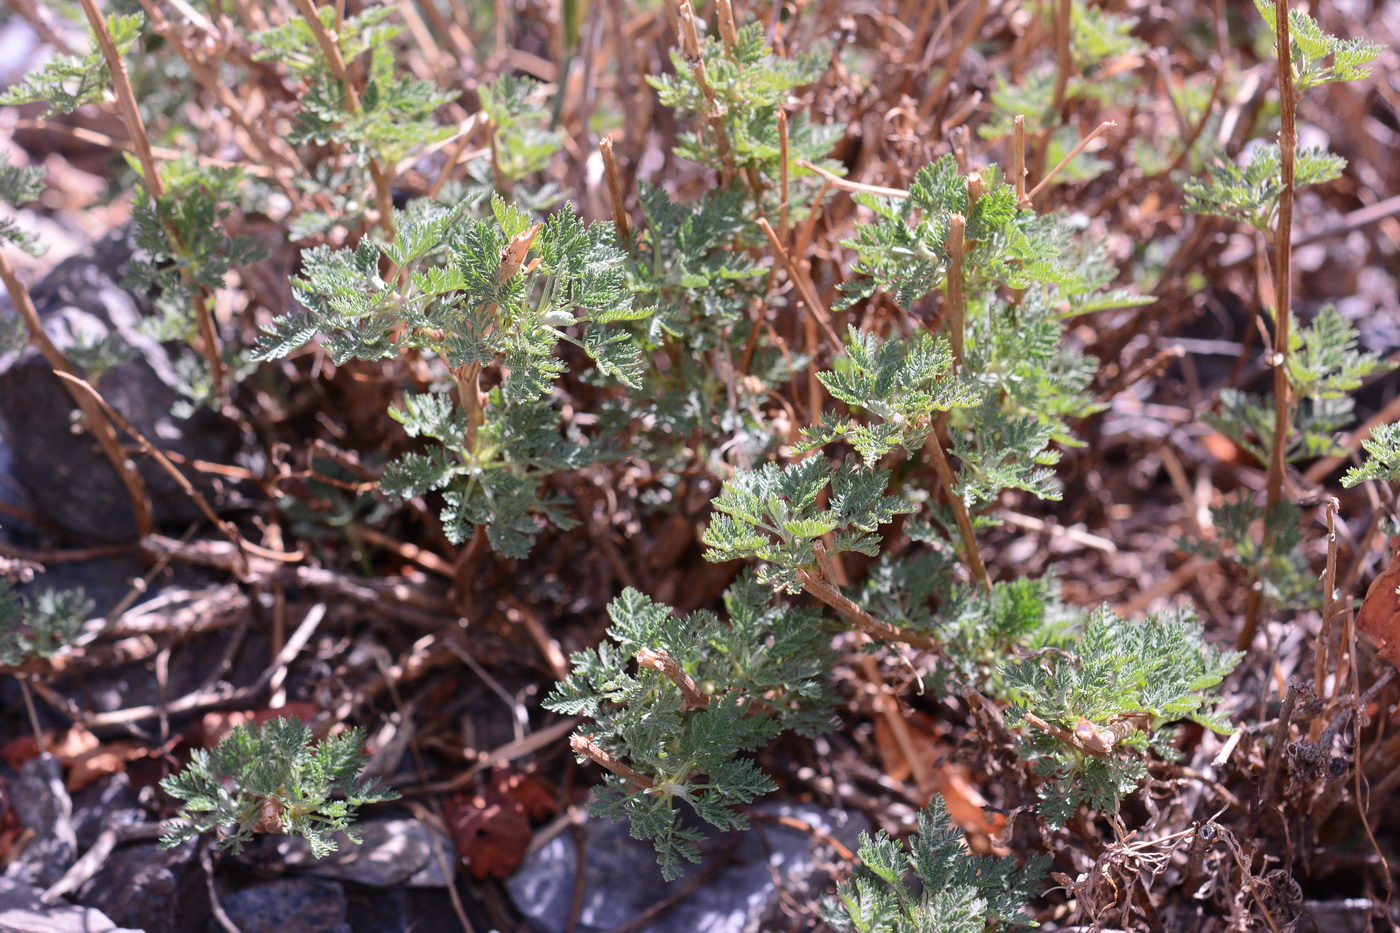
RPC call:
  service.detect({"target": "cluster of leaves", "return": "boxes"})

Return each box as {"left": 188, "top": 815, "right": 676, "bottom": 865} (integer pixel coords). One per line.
{"left": 799, "top": 327, "right": 977, "bottom": 465}
{"left": 603, "top": 183, "right": 780, "bottom": 474}
{"left": 0, "top": 12, "right": 143, "bottom": 119}
{"left": 127, "top": 158, "right": 265, "bottom": 350}
{"left": 256, "top": 196, "right": 649, "bottom": 556}
{"left": 0, "top": 156, "right": 44, "bottom": 255}
{"left": 545, "top": 573, "right": 838, "bottom": 879}
{"left": 1342, "top": 422, "right": 1400, "bottom": 488}
{"left": 837, "top": 158, "right": 1132, "bottom": 515}
{"left": 1205, "top": 308, "right": 1391, "bottom": 467}
{"left": 1184, "top": 143, "right": 1345, "bottom": 230}
{"left": 1187, "top": 1, "right": 1379, "bottom": 227}
{"left": 1185, "top": 493, "right": 1312, "bottom": 607}
{"left": 1003, "top": 607, "right": 1241, "bottom": 827}
{"left": 701, "top": 453, "right": 914, "bottom": 594}
{"left": 821, "top": 797, "right": 1046, "bottom": 933}
{"left": 471, "top": 76, "right": 565, "bottom": 208}
{"left": 1252, "top": 0, "right": 1384, "bottom": 92}
{"left": 649, "top": 20, "right": 837, "bottom": 184}
{"left": 0, "top": 581, "right": 93, "bottom": 668}
{"left": 159, "top": 717, "right": 397, "bottom": 857}
{"left": 982, "top": 1, "right": 1142, "bottom": 185}
{"left": 254, "top": 4, "right": 453, "bottom": 166}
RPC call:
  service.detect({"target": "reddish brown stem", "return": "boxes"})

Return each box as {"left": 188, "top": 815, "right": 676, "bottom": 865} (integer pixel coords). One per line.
{"left": 797, "top": 570, "right": 940, "bottom": 650}
{"left": 570, "top": 735, "right": 655, "bottom": 789}
{"left": 636, "top": 647, "right": 709, "bottom": 709}
{"left": 1240, "top": 0, "right": 1297, "bottom": 651}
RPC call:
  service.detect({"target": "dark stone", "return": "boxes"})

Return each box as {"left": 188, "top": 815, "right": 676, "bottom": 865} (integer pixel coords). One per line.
{"left": 77, "top": 841, "right": 204, "bottom": 933}
{"left": 2, "top": 754, "right": 76, "bottom": 888}
{"left": 343, "top": 886, "right": 468, "bottom": 933}
{"left": 0, "top": 877, "right": 141, "bottom": 933}
{"left": 0, "top": 229, "right": 249, "bottom": 542}
{"left": 217, "top": 877, "right": 351, "bottom": 933}
{"left": 506, "top": 803, "right": 866, "bottom": 933}
{"left": 270, "top": 817, "right": 453, "bottom": 888}
{"left": 70, "top": 773, "right": 143, "bottom": 850}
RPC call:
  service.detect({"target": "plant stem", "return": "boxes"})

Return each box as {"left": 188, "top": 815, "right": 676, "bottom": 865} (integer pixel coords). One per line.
{"left": 0, "top": 250, "right": 154, "bottom": 538}
{"left": 777, "top": 107, "right": 791, "bottom": 241}
{"left": 571, "top": 734, "right": 655, "bottom": 789}
{"left": 922, "top": 432, "right": 991, "bottom": 591}
{"left": 1012, "top": 114, "right": 1028, "bottom": 206}
{"left": 1026, "top": 121, "right": 1118, "bottom": 202}
{"left": 636, "top": 647, "right": 709, "bottom": 709}
{"left": 599, "top": 136, "right": 630, "bottom": 243}
{"left": 674, "top": 0, "right": 737, "bottom": 183}
{"left": 1240, "top": 0, "right": 1297, "bottom": 651}
{"left": 756, "top": 217, "right": 843, "bottom": 352}
{"left": 76, "top": 0, "right": 226, "bottom": 400}
{"left": 288, "top": 0, "right": 397, "bottom": 238}
{"left": 944, "top": 213, "right": 966, "bottom": 366}
{"left": 796, "top": 569, "right": 940, "bottom": 650}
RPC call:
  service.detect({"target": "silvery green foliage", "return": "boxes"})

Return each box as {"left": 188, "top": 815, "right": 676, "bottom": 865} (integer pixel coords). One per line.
{"left": 253, "top": 4, "right": 453, "bottom": 165}
{"left": 701, "top": 453, "right": 914, "bottom": 593}
{"left": 0, "top": 13, "right": 143, "bottom": 119}
{"left": 648, "top": 22, "right": 836, "bottom": 180}
{"left": 545, "top": 573, "right": 838, "bottom": 880}
{"left": 821, "top": 797, "right": 1046, "bottom": 933}
{"left": 127, "top": 159, "right": 266, "bottom": 355}
{"left": 0, "top": 581, "right": 92, "bottom": 668}
{"left": 1343, "top": 422, "right": 1400, "bottom": 488}
{"left": 0, "top": 155, "right": 45, "bottom": 256}
{"left": 1252, "top": 0, "right": 1383, "bottom": 92}
{"left": 1184, "top": 144, "right": 1346, "bottom": 230}
{"left": 160, "top": 717, "right": 397, "bottom": 857}
{"left": 255, "top": 195, "right": 650, "bottom": 557}
{"left": 799, "top": 327, "right": 979, "bottom": 465}
{"left": 1203, "top": 308, "right": 1391, "bottom": 467}
{"left": 1187, "top": 1, "right": 1380, "bottom": 228}
{"left": 1003, "top": 607, "right": 1240, "bottom": 827}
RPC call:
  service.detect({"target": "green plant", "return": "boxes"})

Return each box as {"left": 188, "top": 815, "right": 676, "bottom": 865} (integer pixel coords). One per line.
{"left": 0, "top": 580, "right": 92, "bottom": 669}
{"left": 0, "top": 156, "right": 44, "bottom": 256}
{"left": 1003, "top": 607, "right": 1240, "bottom": 827}
{"left": 545, "top": 572, "right": 837, "bottom": 879}
{"left": 0, "top": 11, "right": 143, "bottom": 119}
{"left": 255, "top": 196, "right": 649, "bottom": 557}
{"left": 159, "top": 716, "right": 397, "bottom": 856}
{"left": 1182, "top": 0, "right": 1382, "bottom": 644}
{"left": 648, "top": 6, "right": 836, "bottom": 189}
{"left": 1342, "top": 422, "right": 1400, "bottom": 488}
{"left": 701, "top": 454, "right": 915, "bottom": 595}
{"left": 253, "top": 1, "right": 453, "bottom": 235}
{"left": 820, "top": 796, "right": 1047, "bottom": 933}
{"left": 1251, "top": 0, "right": 1384, "bottom": 91}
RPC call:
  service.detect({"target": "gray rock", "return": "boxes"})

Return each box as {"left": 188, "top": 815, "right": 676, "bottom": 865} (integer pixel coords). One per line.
{"left": 69, "top": 774, "right": 144, "bottom": 851}
{"left": 218, "top": 877, "right": 351, "bottom": 933}
{"left": 3, "top": 754, "right": 76, "bottom": 888}
{"left": 77, "top": 841, "right": 203, "bottom": 933}
{"left": 0, "top": 877, "right": 142, "bottom": 933}
{"left": 506, "top": 803, "right": 866, "bottom": 933}
{"left": 273, "top": 817, "right": 454, "bottom": 888}
{"left": 0, "top": 229, "right": 248, "bottom": 542}
{"left": 342, "top": 887, "right": 466, "bottom": 933}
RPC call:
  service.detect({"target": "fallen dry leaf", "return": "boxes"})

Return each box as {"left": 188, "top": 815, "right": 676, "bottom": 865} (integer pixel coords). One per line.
{"left": 1358, "top": 536, "right": 1400, "bottom": 667}
{"left": 0, "top": 726, "right": 146, "bottom": 792}
{"left": 444, "top": 788, "right": 531, "bottom": 879}
{"left": 443, "top": 765, "right": 556, "bottom": 879}
{"left": 196, "top": 702, "right": 322, "bottom": 747}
